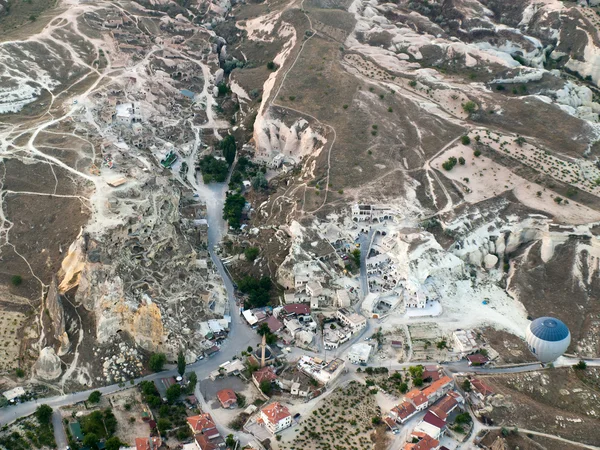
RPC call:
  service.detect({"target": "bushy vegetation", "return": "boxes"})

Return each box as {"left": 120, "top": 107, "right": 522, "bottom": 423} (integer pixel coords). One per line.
{"left": 244, "top": 247, "right": 260, "bottom": 261}
{"left": 0, "top": 407, "right": 55, "bottom": 450}
{"left": 10, "top": 275, "right": 22, "bottom": 286}
{"left": 238, "top": 276, "right": 272, "bottom": 308}
{"left": 228, "top": 156, "right": 263, "bottom": 191}
{"left": 87, "top": 390, "right": 102, "bottom": 404}
{"left": 198, "top": 155, "right": 229, "bottom": 183}
{"left": 462, "top": 101, "right": 477, "bottom": 114}
{"left": 461, "top": 135, "right": 471, "bottom": 145}
{"left": 149, "top": 353, "right": 166, "bottom": 372}
{"left": 220, "top": 135, "right": 237, "bottom": 165}
{"left": 442, "top": 156, "right": 458, "bottom": 171}
{"left": 223, "top": 193, "right": 246, "bottom": 229}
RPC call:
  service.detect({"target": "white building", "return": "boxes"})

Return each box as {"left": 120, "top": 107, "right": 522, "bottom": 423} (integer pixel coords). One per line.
{"left": 298, "top": 356, "right": 345, "bottom": 385}
{"left": 336, "top": 308, "right": 367, "bottom": 333}
{"left": 336, "top": 289, "right": 351, "bottom": 308}
{"left": 347, "top": 343, "right": 372, "bottom": 365}
{"left": 260, "top": 402, "right": 292, "bottom": 434}
{"left": 269, "top": 153, "right": 285, "bottom": 169}
{"left": 453, "top": 329, "right": 478, "bottom": 354}
{"left": 114, "top": 102, "right": 141, "bottom": 125}
{"left": 2, "top": 386, "right": 25, "bottom": 402}
{"left": 306, "top": 280, "right": 323, "bottom": 298}
{"left": 351, "top": 204, "right": 392, "bottom": 222}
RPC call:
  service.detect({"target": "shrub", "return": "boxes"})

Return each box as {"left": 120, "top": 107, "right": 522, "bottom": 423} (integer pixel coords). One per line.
{"left": 244, "top": 247, "right": 260, "bottom": 262}
{"left": 88, "top": 391, "right": 102, "bottom": 404}
{"left": 442, "top": 157, "right": 458, "bottom": 171}
{"left": 260, "top": 380, "right": 272, "bottom": 395}
{"left": 266, "top": 61, "right": 277, "bottom": 70}
{"left": 462, "top": 379, "right": 471, "bottom": 392}
{"left": 496, "top": 84, "right": 505, "bottom": 91}
{"left": 289, "top": 96, "right": 296, "bottom": 101}
{"left": 515, "top": 136, "right": 526, "bottom": 146}
{"left": 459, "top": 157, "right": 466, "bottom": 165}
{"left": 474, "top": 149, "right": 482, "bottom": 157}
{"left": 35, "top": 405, "right": 53, "bottom": 425}
{"left": 462, "top": 101, "right": 477, "bottom": 114}
{"left": 10, "top": 275, "right": 22, "bottom": 286}
{"left": 409, "top": 80, "right": 417, "bottom": 87}
{"left": 554, "top": 196, "right": 563, "bottom": 204}
{"left": 461, "top": 135, "right": 471, "bottom": 145}
{"left": 388, "top": 107, "right": 393, "bottom": 112}
{"left": 149, "top": 353, "right": 167, "bottom": 372}
{"left": 574, "top": 360, "right": 587, "bottom": 370}
{"left": 343, "top": 104, "right": 349, "bottom": 109}
{"left": 15, "top": 368, "right": 25, "bottom": 377}
{"left": 217, "top": 82, "right": 230, "bottom": 96}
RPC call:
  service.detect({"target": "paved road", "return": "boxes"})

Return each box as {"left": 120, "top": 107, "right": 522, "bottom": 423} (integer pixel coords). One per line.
{"left": 52, "top": 410, "right": 68, "bottom": 450}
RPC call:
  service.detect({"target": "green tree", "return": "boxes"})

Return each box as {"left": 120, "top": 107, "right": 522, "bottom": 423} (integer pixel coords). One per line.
{"left": 166, "top": 384, "right": 181, "bottom": 403}
{"left": 266, "top": 61, "right": 277, "bottom": 70}
{"left": 223, "top": 193, "right": 246, "bottom": 229}
{"left": 177, "top": 349, "right": 186, "bottom": 377}
{"left": 515, "top": 136, "right": 526, "bottom": 146}
{"left": 15, "top": 368, "right": 25, "bottom": 377}
{"left": 251, "top": 172, "right": 268, "bottom": 191}
{"left": 574, "top": 360, "right": 587, "bottom": 370}
{"left": 226, "top": 434, "right": 236, "bottom": 447}
{"left": 245, "top": 247, "right": 260, "bottom": 262}
{"left": 157, "top": 418, "right": 171, "bottom": 434}
{"left": 106, "top": 437, "right": 126, "bottom": 450}
{"left": 186, "top": 371, "right": 198, "bottom": 394}
{"left": 198, "top": 155, "right": 229, "bottom": 183}
{"left": 462, "top": 379, "right": 472, "bottom": 392}
{"left": 88, "top": 391, "right": 102, "bottom": 404}
{"left": 351, "top": 248, "right": 361, "bottom": 267}
{"left": 459, "top": 157, "right": 466, "bottom": 165}
{"left": 461, "top": 135, "right": 471, "bottom": 145}
{"left": 149, "top": 353, "right": 166, "bottom": 372}
{"left": 83, "top": 433, "right": 99, "bottom": 450}
{"left": 462, "top": 101, "right": 477, "bottom": 114}
{"left": 35, "top": 404, "right": 53, "bottom": 425}
{"left": 399, "top": 382, "right": 408, "bottom": 394}
{"left": 260, "top": 380, "right": 273, "bottom": 395}
{"left": 221, "top": 135, "right": 237, "bottom": 165}
{"left": 10, "top": 275, "right": 22, "bottom": 286}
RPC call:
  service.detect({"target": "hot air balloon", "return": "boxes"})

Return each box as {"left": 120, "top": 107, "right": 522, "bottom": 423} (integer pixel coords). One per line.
{"left": 526, "top": 317, "right": 570, "bottom": 364}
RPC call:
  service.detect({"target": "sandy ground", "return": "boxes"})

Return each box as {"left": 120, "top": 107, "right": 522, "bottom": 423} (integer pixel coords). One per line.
{"left": 431, "top": 143, "right": 600, "bottom": 224}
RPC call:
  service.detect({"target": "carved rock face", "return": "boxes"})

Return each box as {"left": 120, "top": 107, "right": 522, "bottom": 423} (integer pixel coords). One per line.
{"left": 33, "top": 347, "right": 62, "bottom": 380}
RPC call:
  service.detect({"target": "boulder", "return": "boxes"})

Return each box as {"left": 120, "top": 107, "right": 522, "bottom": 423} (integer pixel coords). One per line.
{"left": 484, "top": 254, "right": 498, "bottom": 269}
{"left": 34, "top": 347, "right": 62, "bottom": 380}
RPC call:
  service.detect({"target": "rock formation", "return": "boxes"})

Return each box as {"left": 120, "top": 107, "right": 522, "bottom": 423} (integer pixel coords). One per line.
{"left": 45, "top": 276, "right": 70, "bottom": 356}
{"left": 33, "top": 347, "right": 62, "bottom": 380}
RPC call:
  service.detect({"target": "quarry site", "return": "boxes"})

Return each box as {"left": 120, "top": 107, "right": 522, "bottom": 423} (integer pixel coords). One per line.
{"left": 2, "top": 0, "right": 600, "bottom": 449}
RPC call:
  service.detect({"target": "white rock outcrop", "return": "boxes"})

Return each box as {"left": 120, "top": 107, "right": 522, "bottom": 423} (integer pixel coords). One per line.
{"left": 33, "top": 347, "right": 62, "bottom": 380}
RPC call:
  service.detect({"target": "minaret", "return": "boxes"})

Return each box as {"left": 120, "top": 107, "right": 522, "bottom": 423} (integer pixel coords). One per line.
{"left": 260, "top": 333, "right": 267, "bottom": 368}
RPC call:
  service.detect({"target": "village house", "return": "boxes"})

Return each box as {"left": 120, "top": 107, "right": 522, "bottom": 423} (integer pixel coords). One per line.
{"left": 405, "top": 389, "right": 429, "bottom": 411}
{"left": 389, "top": 400, "right": 418, "bottom": 424}
{"left": 470, "top": 378, "right": 494, "bottom": 401}
{"left": 413, "top": 411, "right": 446, "bottom": 440}
{"left": 186, "top": 413, "right": 221, "bottom": 444}
{"left": 336, "top": 308, "right": 367, "bottom": 333}
{"left": 260, "top": 402, "right": 292, "bottom": 434}
{"left": 351, "top": 204, "right": 393, "bottom": 222}
{"left": 252, "top": 366, "right": 277, "bottom": 389}
{"left": 453, "top": 329, "right": 478, "bottom": 354}
{"left": 216, "top": 389, "right": 237, "bottom": 409}
{"left": 134, "top": 437, "right": 161, "bottom": 450}
{"left": 347, "top": 342, "right": 372, "bottom": 365}
{"left": 336, "top": 289, "right": 351, "bottom": 308}
{"left": 403, "top": 432, "right": 440, "bottom": 450}
{"left": 194, "top": 433, "right": 218, "bottom": 450}
{"left": 429, "top": 391, "right": 463, "bottom": 420}
{"left": 466, "top": 353, "right": 490, "bottom": 366}
{"left": 421, "top": 376, "right": 454, "bottom": 404}
{"left": 298, "top": 356, "right": 345, "bottom": 385}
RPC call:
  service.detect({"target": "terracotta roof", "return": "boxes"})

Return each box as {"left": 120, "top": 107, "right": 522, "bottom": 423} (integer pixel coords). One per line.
{"left": 391, "top": 401, "right": 417, "bottom": 421}
{"left": 217, "top": 388, "right": 237, "bottom": 405}
{"left": 187, "top": 413, "right": 217, "bottom": 433}
{"left": 253, "top": 366, "right": 277, "bottom": 384}
{"left": 135, "top": 437, "right": 161, "bottom": 450}
{"left": 195, "top": 433, "right": 218, "bottom": 450}
{"left": 384, "top": 416, "right": 398, "bottom": 430}
{"left": 282, "top": 303, "right": 310, "bottom": 315}
{"left": 471, "top": 378, "right": 494, "bottom": 396}
{"left": 405, "top": 389, "right": 428, "bottom": 406}
{"left": 429, "top": 393, "right": 459, "bottom": 420}
{"left": 261, "top": 402, "right": 291, "bottom": 424}
{"left": 422, "top": 366, "right": 441, "bottom": 381}
{"left": 266, "top": 315, "right": 284, "bottom": 333}
{"left": 422, "top": 376, "right": 453, "bottom": 398}
{"left": 422, "top": 411, "right": 446, "bottom": 430}
{"left": 467, "top": 353, "right": 490, "bottom": 365}
{"left": 403, "top": 433, "right": 439, "bottom": 450}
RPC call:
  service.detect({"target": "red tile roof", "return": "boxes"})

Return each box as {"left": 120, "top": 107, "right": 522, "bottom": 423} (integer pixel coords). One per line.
{"left": 135, "top": 437, "right": 161, "bottom": 450}
{"left": 405, "top": 389, "right": 428, "bottom": 407}
{"left": 422, "top": 411, "right": 446, "bottom": 430}
{"left": 187, "top": 413, "right": 217, "bottom": 433}
{"left": 467, "top": 354, "right": 490, "bottom": 365}
{"left": 471, "top": 378, "right": 494, "bottom": 396}
{"left": 195, "top": 433, "right": 218, "bottom": 450}
{"left": 282, "top": 303, "right": 310, "bottom": 315}
{"left": 384, "top": 416, "right": 398, "bottom": 430}
{"left": 422, "top": 376, "right": 453, "bottom": 398}
{"left": 423, "top": 366, "right": 441, "bottom": 382}
{"left": 429, "top": 393, "right": 459, "bottom": 420}
{"left": 391, "top": 401, "right": 417, "bottom": 421}
{"left": 261, "top": 402, "right": 291, "bottom": 424}
{"left": 217, "top": 388, "right": 237, "bottom": 407}
{"left": 253, "top": 366, "right": 277, "bottom": 384}
{"left": 403, "top": 433, "right": 439, "bottom": 450}
{"left": 266, "top": 315, "right": 283, "bottom": 333}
